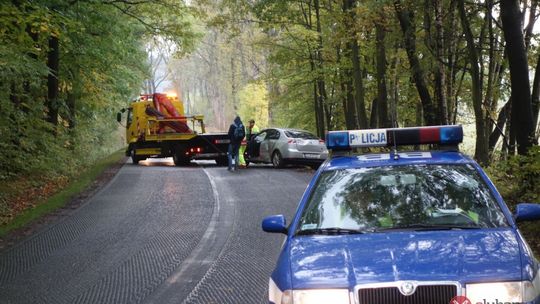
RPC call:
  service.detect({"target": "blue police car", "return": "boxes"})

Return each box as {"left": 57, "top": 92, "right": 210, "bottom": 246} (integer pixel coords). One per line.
{"left": 262, "top": 125, "right": 540, "bottom": 304}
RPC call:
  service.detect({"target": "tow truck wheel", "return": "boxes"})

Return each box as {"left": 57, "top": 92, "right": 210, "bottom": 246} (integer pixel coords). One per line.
{"left": 131, "top": 150, "right": 142, "bottom": 164}
{"left": 215, "top": 157, "right": 228, "bottom": 166}
{"left": 173, "top": 151, "right": 190, "bottom": 166}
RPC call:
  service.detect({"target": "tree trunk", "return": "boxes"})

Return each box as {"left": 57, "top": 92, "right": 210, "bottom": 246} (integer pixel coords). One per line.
{"left": 501, "top": 0, "right": 535, "bottom": 155}
{"left": 370, "top": 98, "right": 378, "bottom": 129}
{"left": 314, "top": 0, "right": 327, "bottom": 136}
{"left": 313, "top": 81, "right": 322, "bottom": 137}
{"left": 433, "top": 0, "right": 447, "bottom": 125}
{"left": 484, "top": 0, "right": 497, "bottom": 138}
{"left": 488, "top": 99, "right": 511, "bottom": 152}
{"left": 444, "top": 0, "right": 459, "bottom": 124}
{"left": 231, "top": 55, "right": 238, "bottom": 112}
{"left": 324, "top": 103, "right": 332, "bottom": 131}
{"left": 350, "top": 40, "right": 368, "bottom": 129}
{"left": 524, "top": 0, "right": 538, "bottom": 51}
{"left": 343, "top": 0, "right": 368, "bottom": 129}
{"left": 389, "top": 51, "right": 400, "bottom": 128}
{"left": 531, "top": 53, "right": 540, "bottom": 138}
{"left": 416, "top": 100, "right": 423, "bottom": 126}
{"left": 375, "top": 22, "right": 390, "bottom": 128}
{"left": 394, "top": 0, "right": 437, "bottom": 126}
{"left": 345, "top": 77, "right": 356, "bottom": 129}
{"left": 507, "top": 117, "right": 516, "bottom": 156}
{"left": 458, "top": 0, "right": 489, "bottom": 165}
{"left": 337, "top": 45, "right": 356, "bottom": 130}
{"left": 47, "top": 35, "right": 59, "bottom": 126}
{"left": 317, "top": 81, "right": 327, "bottom": 136}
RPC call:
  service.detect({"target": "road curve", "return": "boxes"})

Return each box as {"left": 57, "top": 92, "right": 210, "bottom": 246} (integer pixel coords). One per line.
{"left": 0, "top": 159, "right": 312, "bottom": 304}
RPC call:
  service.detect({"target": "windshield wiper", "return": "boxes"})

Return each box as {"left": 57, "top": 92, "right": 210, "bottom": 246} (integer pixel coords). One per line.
{"left": 296, "top": 227, "right": 368, "bottom": 236}
{"left": 375, "top": 224, "right": 481, "bottom": 231}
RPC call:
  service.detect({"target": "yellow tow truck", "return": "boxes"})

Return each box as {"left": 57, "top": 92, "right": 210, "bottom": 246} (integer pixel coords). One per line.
{"left": 117, "top": 93, "right": 229, "bottom": 166}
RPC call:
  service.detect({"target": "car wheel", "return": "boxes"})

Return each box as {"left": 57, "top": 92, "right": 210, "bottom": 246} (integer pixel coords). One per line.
{"left": 131, "top": 149, "right": 142, "bottom": 164}
{"left": 215, "top": 157, "right": 228, "bottom": 166}
{"left": 173, "top": 151, "right": 190, "bottom": 166}
{"left": 272, "top": 150, "right": 284, "bottom": 168}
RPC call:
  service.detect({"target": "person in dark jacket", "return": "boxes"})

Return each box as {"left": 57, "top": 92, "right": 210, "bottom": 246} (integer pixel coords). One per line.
{"left": 227, "top": 116, "right": 244, "bottom": 171}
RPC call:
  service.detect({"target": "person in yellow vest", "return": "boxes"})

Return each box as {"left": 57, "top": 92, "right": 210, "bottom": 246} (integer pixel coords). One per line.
{"left": 239, "top": 119, "right": 260, "bottom": 167}
{"left": 239, "top": 137, "right": 247, "bottom": 168}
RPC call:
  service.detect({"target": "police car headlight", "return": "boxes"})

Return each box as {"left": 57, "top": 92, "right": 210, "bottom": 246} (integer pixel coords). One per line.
{"left": 466, "top": 281, "right": 539, "bottom": 303}
{"left": 279, "top": 289, "right": 350, "bottom": 304}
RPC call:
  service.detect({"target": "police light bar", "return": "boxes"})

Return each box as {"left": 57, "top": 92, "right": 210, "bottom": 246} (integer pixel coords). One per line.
{"left": 326, "top": 125, "right": 463, "bottom": 150}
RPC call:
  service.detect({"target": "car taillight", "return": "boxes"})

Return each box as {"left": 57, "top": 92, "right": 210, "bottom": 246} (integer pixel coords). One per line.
{"left": 189, "top": 147, "right": 203, "bottom": 153}
{"left": 287, "top": 139, "right": 297, "bottom": 144}
{"left": 319, "top": 139, "right": 325, "bottom": 144}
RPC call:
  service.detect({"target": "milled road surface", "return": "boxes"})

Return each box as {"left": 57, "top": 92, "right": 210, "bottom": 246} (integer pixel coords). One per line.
{"left": 0, "top": 159, "right": 313, "bottom": 304}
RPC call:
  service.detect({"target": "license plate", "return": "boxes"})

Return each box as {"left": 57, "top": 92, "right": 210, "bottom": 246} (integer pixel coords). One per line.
{"left": 304, "top": 153, "right": 319, "bottom": 159}
{"left": 214, "top": 139, "right": 230, "bottom": 144}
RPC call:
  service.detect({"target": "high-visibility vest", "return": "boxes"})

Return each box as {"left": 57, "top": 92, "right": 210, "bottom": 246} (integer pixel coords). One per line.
{"left": 246, "top": 125, "right": 259, "bottom": 139}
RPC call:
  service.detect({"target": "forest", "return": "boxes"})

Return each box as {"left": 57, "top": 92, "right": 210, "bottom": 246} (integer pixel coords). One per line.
{"left": 0, "top": 0, "right": 539, "bottom": 227}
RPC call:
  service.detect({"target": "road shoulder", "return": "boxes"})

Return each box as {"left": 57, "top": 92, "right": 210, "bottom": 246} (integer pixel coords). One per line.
{"left": 0, "top": 155, "right": 128, "bottom": 252}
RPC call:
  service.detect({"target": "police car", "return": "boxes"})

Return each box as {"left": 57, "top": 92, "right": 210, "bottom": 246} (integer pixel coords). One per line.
{"left": 262, "top": 125, "right": 540, "bottom": 304}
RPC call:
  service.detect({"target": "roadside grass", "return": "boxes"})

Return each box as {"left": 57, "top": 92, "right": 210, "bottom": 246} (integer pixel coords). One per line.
{"left": 0, "top": 149, "right": 126, "bottom": 237}
{"left": 486, "top": 147, "right": 540, "bottom": 257}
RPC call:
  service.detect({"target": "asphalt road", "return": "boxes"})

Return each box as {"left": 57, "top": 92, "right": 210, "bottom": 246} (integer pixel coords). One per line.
{"left": 0, "top": 159, "right": 314, "bottom": 304}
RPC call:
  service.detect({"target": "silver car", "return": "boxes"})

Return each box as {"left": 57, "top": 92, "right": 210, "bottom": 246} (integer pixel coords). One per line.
{"left": 245, "top": 128, "right": 329, "bottom": 168}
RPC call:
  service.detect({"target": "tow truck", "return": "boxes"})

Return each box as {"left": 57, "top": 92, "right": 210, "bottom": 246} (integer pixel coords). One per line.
{"left": 117, "top": 93, "right": 229, "bottom": 166}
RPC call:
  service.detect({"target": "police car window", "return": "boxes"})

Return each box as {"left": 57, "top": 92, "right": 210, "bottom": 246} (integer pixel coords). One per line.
{"left": 296, "top": 164, "right": 508, "bottom": 233}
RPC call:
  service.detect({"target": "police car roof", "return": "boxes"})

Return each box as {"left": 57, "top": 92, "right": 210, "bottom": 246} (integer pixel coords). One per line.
{"left": 322, "top": 150, "right": 474, "bottom": 171}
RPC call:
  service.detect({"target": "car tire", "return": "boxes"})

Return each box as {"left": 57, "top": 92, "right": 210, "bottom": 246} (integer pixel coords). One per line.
{"left": 173, "top": 151, "right": 190, "bottom": 166}
{"left": 131, "top": 149, "right": 142, "bottom": 164}
{"left": 215, "top": 157, "right": 228, "bottom": 166}
{"left": 272, "top": 150, "right": 284, "bottom": 168}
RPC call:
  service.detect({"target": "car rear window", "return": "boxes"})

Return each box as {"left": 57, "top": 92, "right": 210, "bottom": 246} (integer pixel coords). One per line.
{"left": 285, "top": 130, "right": 318, "bottom": 139}
{"left": 296, "top": 164, "right": 509, "bottom": 233}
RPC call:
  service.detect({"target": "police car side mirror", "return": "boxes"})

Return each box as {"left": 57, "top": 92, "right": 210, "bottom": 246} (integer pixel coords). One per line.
{"left": 262, "top": 215, "right": 287, "bottom": 234}
{"left": 514, "top": 203, "right": 540, "bottom": 223}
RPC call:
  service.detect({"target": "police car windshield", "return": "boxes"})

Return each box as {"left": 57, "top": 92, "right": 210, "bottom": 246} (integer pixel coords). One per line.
{"left": 296, "top": 164, "right": 508, "bottom": 234}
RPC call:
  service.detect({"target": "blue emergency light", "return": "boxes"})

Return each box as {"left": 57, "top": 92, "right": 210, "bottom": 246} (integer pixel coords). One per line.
{"left": 326, "top": 125, "right": 463, "bottom": 150}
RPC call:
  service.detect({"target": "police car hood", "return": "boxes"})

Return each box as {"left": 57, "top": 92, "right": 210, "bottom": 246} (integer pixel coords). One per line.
{"left": 289, "top": 228, "right": 522, "bottom": 289}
